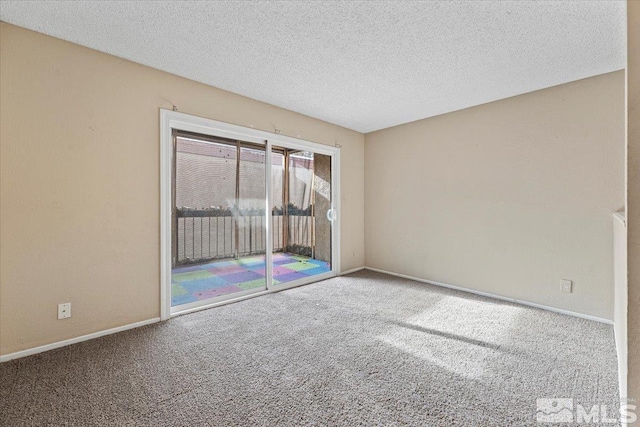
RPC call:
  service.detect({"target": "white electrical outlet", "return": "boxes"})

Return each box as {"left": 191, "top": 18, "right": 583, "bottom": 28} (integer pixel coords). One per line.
{"left": 561, "top": 279, "right": 573, "bottom": 293}
{"left": 58, "top": 303, "right": 71, "bottom": 319}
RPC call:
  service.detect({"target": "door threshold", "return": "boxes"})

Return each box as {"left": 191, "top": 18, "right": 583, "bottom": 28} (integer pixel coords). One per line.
{"left": 171, "top": 289, "right": 271, "bottom": 317}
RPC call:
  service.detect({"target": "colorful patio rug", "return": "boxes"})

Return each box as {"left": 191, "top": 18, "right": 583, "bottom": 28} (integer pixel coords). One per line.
{"left": 171, "top": 253, "right": 331, "bottom": 307}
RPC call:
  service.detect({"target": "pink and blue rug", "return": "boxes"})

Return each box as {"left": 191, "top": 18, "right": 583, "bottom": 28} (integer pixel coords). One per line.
{"left": 171, "top": 253, "right": 331, "bottom": 307}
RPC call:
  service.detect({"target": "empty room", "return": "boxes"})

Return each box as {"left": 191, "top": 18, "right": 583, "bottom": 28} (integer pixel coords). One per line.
{"left": 1, "top": 1, "right": 638, "bottom": 425}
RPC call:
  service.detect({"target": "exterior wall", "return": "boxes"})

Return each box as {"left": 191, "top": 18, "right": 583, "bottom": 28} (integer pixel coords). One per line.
{"left": 0, "top": 23, "right": 365, "bottom": 355}
{"left": 365, "top": 71, "right": 625, "bottom": 320}
{"left": 313, "top": 153, "right": 332, "bottom": 262}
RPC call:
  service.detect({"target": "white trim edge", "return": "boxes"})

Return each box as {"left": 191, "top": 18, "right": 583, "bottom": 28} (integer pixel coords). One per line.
{"left": 614, "top": 322, "right": 628, "bottom": 400}
{"left": 364, "top": 267, "right": 614, "bottom": 325}
{"left": 612, "top": 210, "right": 628, "bottom": 400}
{"left": 340, "top": 266, "right": 365, "bottom": 276}
{"left": 613, "top": 211, "right": 626, "bottom": 227}
{"left": 0, "top": 318, "right": 161, "bottom": 363}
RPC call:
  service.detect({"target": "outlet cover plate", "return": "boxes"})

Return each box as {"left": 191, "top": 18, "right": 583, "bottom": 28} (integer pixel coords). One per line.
{"left": 561, "top": 279, "right": 573, "bottom": 293}
{"left": 58, "top": 303, "right": 71, "bottom": 319}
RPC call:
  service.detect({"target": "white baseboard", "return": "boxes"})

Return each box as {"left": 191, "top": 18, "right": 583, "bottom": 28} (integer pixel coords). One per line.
{"left": 340, "top": 266, "right": 366, "bottom": 276}
{"left": 364, "top": 267, "right": 614, "bottom": 325}
{"left": 0, "top": 317, "right": 161, "bottom": 363}
{"left": 0, "top": 269, "right": 366, "bottom": 362}
{"left": 0, "top": 266, "right": 612, "bottom": 362}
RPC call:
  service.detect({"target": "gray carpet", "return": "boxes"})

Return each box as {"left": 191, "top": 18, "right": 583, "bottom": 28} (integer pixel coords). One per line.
{"left": 0, "top": 270, "right": 619, "bottom": 426}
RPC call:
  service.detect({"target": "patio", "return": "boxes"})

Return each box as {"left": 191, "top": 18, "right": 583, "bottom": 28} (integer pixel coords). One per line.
{"left": 171, "top": 252, "right": 331, "bottom": 306}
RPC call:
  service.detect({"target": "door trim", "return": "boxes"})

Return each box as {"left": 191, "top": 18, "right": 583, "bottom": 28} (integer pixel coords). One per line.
{"left": 160, "top": 109, "right": 340, "bottom": 320}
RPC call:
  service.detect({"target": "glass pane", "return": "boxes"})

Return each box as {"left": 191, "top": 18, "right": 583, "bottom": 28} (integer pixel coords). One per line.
{"left": 235, "top": 146, "right": 267, "bottom": 290}
{"left": 171, "top": 134, "right": 266, "bottom": 308}
{"left": 312, "top": 152, "right": 333, "bottom": 268}
{"left": 271, "top": 148, "right": 332, "bottom": 286}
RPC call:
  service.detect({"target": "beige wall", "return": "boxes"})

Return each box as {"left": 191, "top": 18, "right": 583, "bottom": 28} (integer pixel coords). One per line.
{"left": 365, "top": 71, "right": 625, "bottom": 320}
{"left": 0, "top": 23, "right": 365, "bottom": 355}
{"left": 0, "top": 18, "right": 628, "bottom": 365}
{"left": 627, "top": 0, "right": 640, "bottom": 406}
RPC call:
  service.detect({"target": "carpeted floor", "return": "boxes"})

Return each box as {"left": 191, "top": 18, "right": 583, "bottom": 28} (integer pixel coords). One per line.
{"left": 0, "top": 270, "right": 619, "bottom": 426}
{"left": 171, "top": 252, "right": 331, "bottom": 307}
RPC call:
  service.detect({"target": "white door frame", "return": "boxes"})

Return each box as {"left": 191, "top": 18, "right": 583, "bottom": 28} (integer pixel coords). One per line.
{"left": 160, "top": 109, "right": 340, "bottom": 320}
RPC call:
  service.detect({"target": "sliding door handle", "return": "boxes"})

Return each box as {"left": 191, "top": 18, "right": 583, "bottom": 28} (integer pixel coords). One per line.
{"left": 326, "top": 209, "right": 336, "bottom": 222}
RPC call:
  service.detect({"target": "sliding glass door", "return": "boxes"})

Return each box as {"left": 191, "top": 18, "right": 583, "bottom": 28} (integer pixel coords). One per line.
{"left": 269, "top": 148, "right": 333, "bottom": 288}
{"left": 171, "top": 132, "right": 267, "bottom": 309}
{"left": 164, "top": 113, "right": 339, "bottom": 315}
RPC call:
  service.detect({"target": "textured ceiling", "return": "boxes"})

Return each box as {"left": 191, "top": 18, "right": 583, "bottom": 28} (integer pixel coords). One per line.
{"left": 0, "top": 1, "right": 626, "bottom": 133}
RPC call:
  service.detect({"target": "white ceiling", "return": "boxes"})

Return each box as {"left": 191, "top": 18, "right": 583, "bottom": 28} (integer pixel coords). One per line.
{"left": 0, "top": 1, "right": 626, "bottom": 133}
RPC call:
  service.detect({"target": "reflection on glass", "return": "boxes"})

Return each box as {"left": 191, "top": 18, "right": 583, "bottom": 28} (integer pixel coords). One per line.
{"left": 170, "top": 134, "right": 332, "bottom": 309}
{"left": 270, "top": 148, "right": 332, "bottom": 286}
{"left": 171, "top": 134, "right": 266, "bottom": 308}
